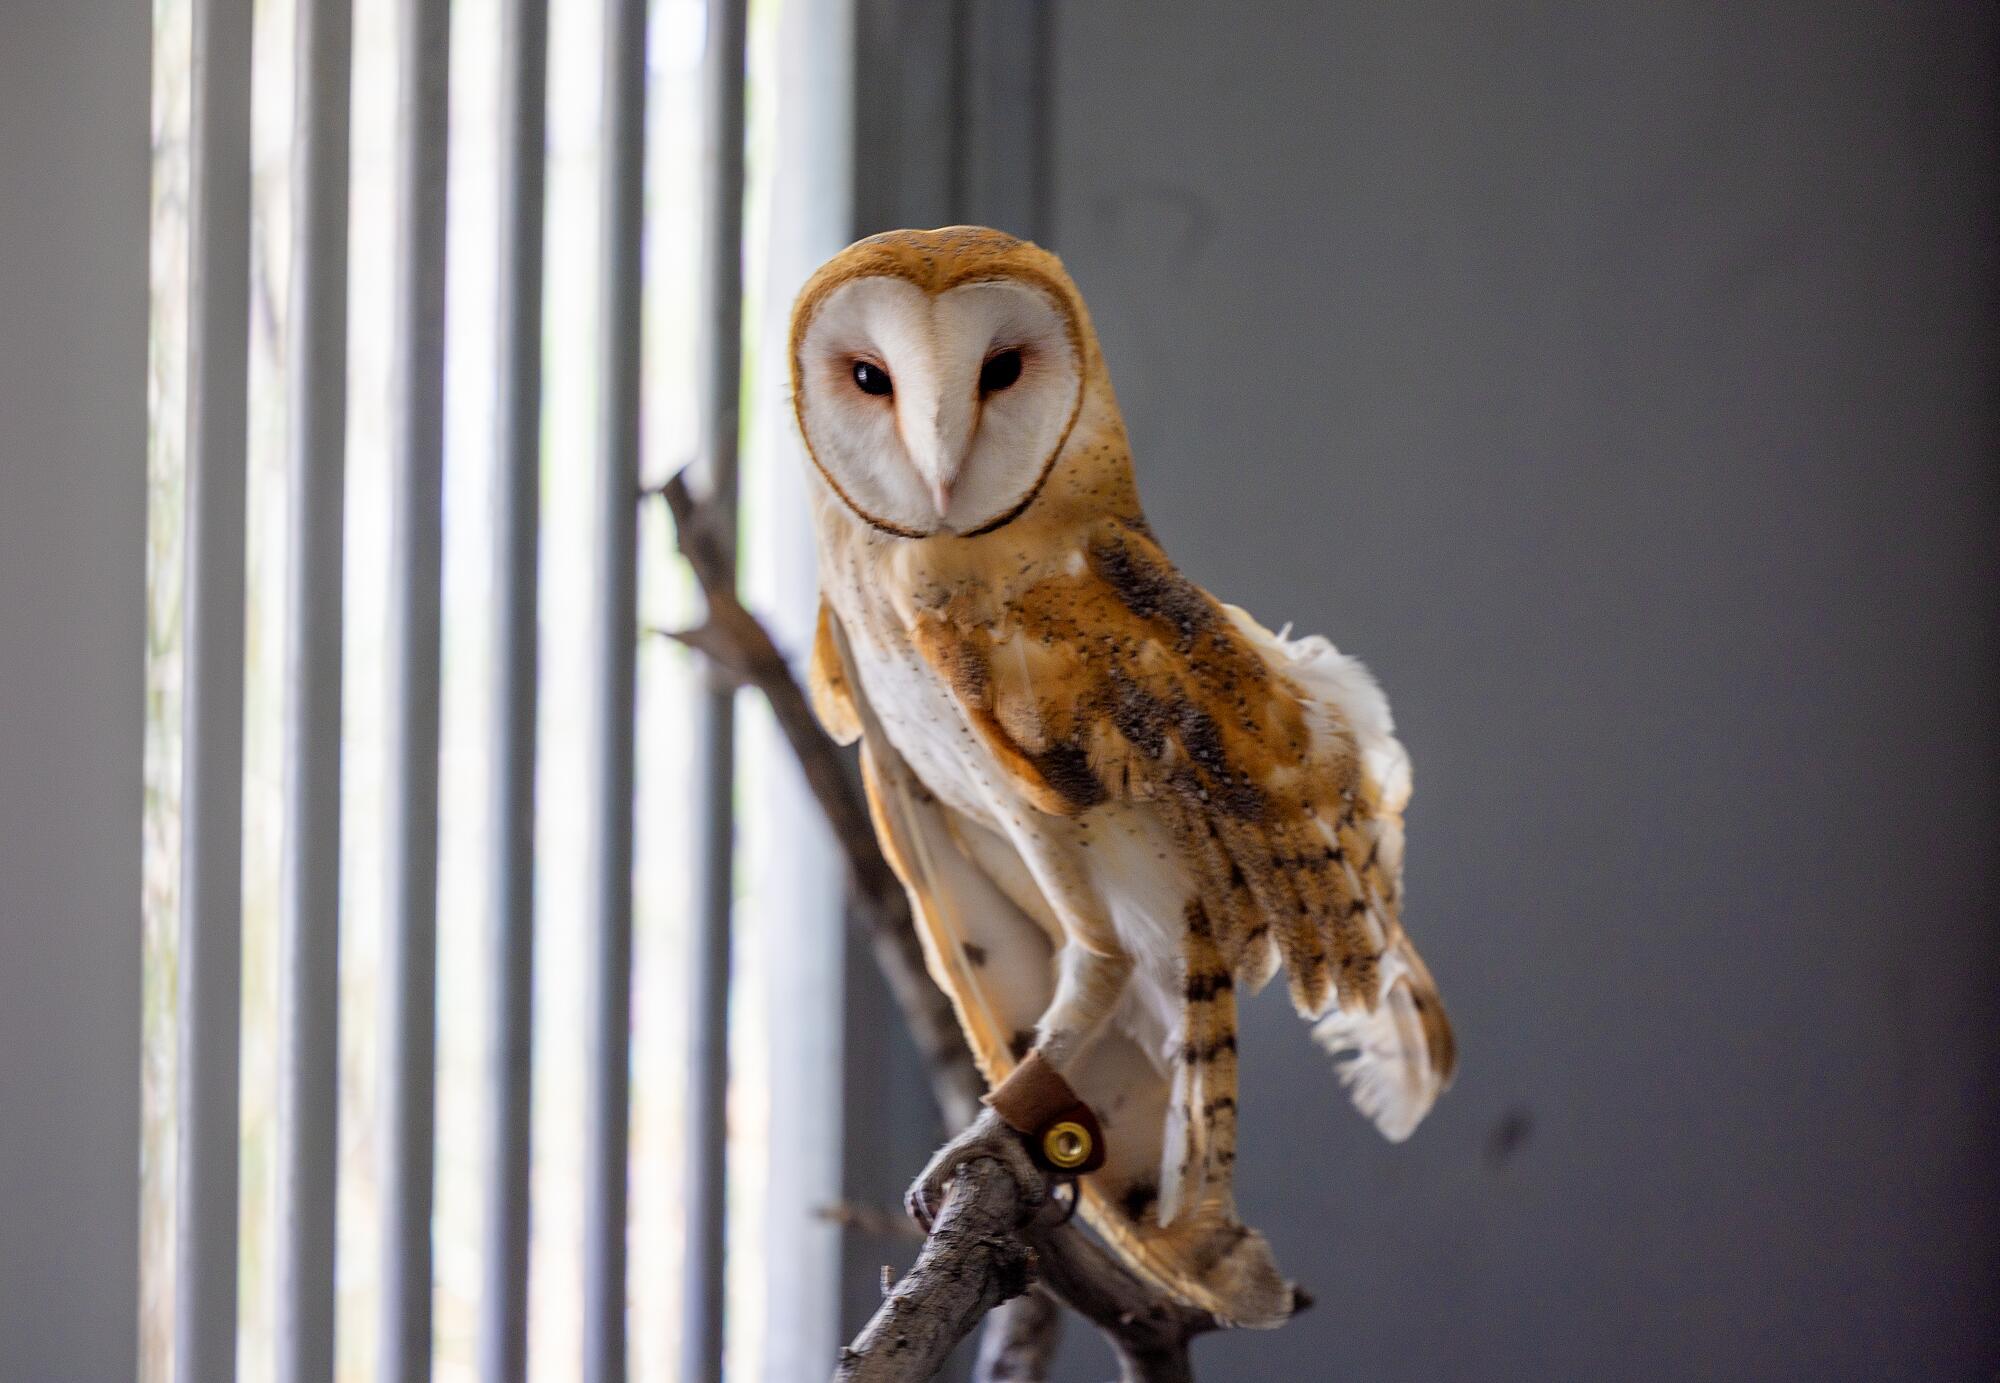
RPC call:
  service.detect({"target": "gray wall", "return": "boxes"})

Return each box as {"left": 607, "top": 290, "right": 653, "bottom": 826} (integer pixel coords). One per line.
{"left": 845, "top": 2, "right": 1998, "bottom": 1376}
{"left": 1039, "top": 2, "right": 1999, "bottom": 1379}
{"left": 0, "top": 2, "right": 149, "bottom": 1380}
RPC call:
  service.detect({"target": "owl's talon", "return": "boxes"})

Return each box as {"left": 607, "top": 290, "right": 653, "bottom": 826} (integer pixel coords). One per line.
{"left": 903, "top": 1107, "right": 1046, "bottom": 1231}
{"left": 1031, "top": 1177, "right": 1081, "bottom": 1229}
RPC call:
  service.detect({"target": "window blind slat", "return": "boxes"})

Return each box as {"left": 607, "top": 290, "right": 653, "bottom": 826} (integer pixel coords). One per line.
{"left": 479, "top": 1, "right": 550, "bottom": 1379}
{"left": 275, "top": 0, "right": 353, "bottom": 1379}
{"left": 682, "top": 2, "right": 750, "bottom": 1379}
{"left": 581, "top": 0, "right": 649, "bottom": 1378}
{"left": 174, "top": 2, "right": 255, "bottom": 1379}
{"left": 379, "top": 2, "right": 451, "bottom": 1379}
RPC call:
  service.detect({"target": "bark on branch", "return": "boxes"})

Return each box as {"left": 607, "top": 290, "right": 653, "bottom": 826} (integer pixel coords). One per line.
{"left": 659, "top": 469, "right": 1291, "bottom": 1381}
{"left": 835, "top": 1157, "right": 1035, "bottom": 1382}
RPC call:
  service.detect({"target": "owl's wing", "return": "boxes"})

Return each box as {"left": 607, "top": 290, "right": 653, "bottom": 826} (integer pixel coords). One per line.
{"left": 1217, "top": 600, "right": 1457, "bottom": 1140}
{"left": 808, "top": 598, "right": 862, "bottom": 746}
{"left": 909, "top": 515, "right": 1454, "bottom": 1140}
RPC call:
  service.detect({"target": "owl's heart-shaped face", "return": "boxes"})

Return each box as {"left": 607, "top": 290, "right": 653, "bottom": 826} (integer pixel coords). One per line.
{"left": 792, "top": 274, "right": 1083, "bottom": 538}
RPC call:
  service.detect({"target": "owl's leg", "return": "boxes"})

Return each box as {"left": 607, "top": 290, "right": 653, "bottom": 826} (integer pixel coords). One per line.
{"left": 906, "top": 944, "right": 1132, "bottom": 1227}
{"left": 1034, "top": 944, "right": 1134, "bottom": 1070}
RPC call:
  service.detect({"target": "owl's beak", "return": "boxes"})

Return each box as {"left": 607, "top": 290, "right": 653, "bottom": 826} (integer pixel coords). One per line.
{"left": 912, "top": 399, "right": 973, "bottom": 523}
{"left": 894, "top": 336, "right": 976, "bottom": 525}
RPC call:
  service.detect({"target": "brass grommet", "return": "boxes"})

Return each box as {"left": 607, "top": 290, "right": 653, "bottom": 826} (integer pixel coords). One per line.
{"left": 1042, "top": 1119, "right": 1092, "bottom": 1171}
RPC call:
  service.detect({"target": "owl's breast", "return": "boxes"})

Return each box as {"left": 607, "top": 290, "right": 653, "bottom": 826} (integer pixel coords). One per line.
{"left": 828, "top": 580, "right": 1012, "bottom": 828}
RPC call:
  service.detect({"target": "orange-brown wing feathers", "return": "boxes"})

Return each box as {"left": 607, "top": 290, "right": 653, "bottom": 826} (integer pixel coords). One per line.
{"left": 909, "top": 516, "right": 1388, "bottom": 1019}
{"left": 808, "top": 598, "right": 863, "bottom": 746}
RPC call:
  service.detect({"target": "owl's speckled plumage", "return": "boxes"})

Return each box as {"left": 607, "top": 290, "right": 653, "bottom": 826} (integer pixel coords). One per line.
{"left": 793, "top": 227, "right": 1454, "bottom": 1327}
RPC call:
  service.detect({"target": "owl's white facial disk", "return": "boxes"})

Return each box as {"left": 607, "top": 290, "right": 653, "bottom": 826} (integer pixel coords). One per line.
{"left": 795, "top": 275, "right": 1082, "bottom": 536}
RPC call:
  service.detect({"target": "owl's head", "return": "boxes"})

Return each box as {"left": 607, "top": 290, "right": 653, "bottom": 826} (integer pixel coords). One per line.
{"left": 789, "top": 227, "right": 1090, "bottom": 538}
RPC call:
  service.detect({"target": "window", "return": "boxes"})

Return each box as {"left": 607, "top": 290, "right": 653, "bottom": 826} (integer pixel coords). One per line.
{"left": 141, "top": 1, "right": 849, "bottom": 1377}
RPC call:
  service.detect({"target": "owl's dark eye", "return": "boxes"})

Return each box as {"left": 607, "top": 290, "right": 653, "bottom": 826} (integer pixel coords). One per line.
{"left": 979, "top": 348, "right": 1023, "bottom": 395}
{"left": 851, "top": 359, "right": 893, "bottom": 396}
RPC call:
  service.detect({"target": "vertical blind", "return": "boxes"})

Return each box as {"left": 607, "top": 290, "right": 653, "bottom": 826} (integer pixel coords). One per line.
{"left": 157, "top": 0, "right": 755, "bottom": 1377}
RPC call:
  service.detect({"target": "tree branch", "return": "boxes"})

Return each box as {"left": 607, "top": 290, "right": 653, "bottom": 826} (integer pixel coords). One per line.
{"left": 658, "top": 467, "right": 1286, "bottom": 1381}
{"left": 835, "top": 1158, "right": 1035, "bottom": 1381}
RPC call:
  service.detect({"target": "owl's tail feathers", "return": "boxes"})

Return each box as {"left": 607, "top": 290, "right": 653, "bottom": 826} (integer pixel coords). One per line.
{"left": 1084, "top": 1188, "right": 1295, "bottom": 1329}
{"left": 1311, "top": 931, "right": 1455, "bottom": 1142}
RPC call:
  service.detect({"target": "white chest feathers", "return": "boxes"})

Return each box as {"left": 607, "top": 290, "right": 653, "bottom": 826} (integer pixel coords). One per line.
{"left": 837, "top": 604, "right": 1006, "bottom": 826}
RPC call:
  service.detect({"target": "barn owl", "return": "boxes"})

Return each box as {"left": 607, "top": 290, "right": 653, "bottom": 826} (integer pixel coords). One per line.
{"left": 791, "top": 226, "right": 1454, "bottom": 1327}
